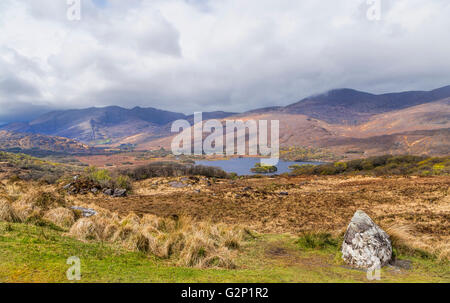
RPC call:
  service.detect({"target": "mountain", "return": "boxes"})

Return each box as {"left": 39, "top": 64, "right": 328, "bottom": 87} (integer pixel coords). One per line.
{"left": 319, "top": 128, "right": 450, "bottom": 158}
{"left": 0, "top": 131, "right": 93, "bottom": 154}
{"left": 134, "top": 96, "right": 450, "bottom": 157}
{"left": 1, "top": 106, "right": 236, "bottom": 145}
{"left": 333, "top": 98, "right": 450, "bottom": 137}
{"left": 282, "top": 85, "right": 450, "bottom": 124}
{"left": 1, "top": 85, "right": 449, "bottom": 158}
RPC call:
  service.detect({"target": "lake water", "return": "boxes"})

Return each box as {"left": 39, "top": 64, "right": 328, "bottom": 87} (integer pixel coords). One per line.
{"left": 195, "top": 158, "right": 322, "bottom": 176}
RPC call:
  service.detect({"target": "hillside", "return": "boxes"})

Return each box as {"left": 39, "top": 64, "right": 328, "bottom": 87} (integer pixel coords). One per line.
{"left": 283, "top": 85, "right": 450, "bottom": 124}
{"left": 0, "top": 131, "right": 93, "bottom": 154}
{"left": 1, "top": 107, "right": 236, "bottom": 145}
{"left": 137, "top": 97, "right": 450, "bottom": 158}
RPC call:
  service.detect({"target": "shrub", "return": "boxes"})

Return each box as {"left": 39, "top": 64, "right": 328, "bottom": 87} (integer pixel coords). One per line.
{"left": 115, "top": 175, "right": 132, "bottom": 191}
{"left": 87, "top": 167, "right": 111, "bottom": 185}
{"left": 334, "top": 162, "right": 347, "bottom": 173}
{"left": 251, "top": 163, "right": 277, "bottom": 174}
{"left": 117, "top": 162, "right": 228, "bottom": 181}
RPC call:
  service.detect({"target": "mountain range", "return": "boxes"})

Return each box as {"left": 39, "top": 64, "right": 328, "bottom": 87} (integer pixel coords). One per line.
{"left": 1, "top": 85, "right": 449, "bottom": 158}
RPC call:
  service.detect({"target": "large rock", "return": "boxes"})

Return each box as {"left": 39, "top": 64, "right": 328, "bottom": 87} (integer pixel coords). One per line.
{"left": 342, "top": 210, "right": 392, "bottom": 269}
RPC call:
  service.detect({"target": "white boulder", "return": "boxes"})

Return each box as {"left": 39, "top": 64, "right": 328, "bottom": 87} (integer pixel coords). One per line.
{"left": 342, "top": 210, "right": 392, "bottom": 269}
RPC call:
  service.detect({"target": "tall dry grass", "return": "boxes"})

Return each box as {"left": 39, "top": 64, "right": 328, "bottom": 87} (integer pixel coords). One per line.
{"left": 384, "top": 223, "right": 449, "bottom": 261}
{"left": 2, "top": 182, "right": 245, "bottom": 269}
{"left": 43, "top": 207, "right": 76, "bottom": 229}
{"left": 68, "top": 209, "right": 245, "bottom": 268}
{"left": 0, "top": 198, "right": 19, "bottom": 222}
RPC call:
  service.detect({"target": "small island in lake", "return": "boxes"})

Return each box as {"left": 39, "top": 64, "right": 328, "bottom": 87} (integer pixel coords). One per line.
{"left": 251, "top": 163, "right": 278, "bottom": 174}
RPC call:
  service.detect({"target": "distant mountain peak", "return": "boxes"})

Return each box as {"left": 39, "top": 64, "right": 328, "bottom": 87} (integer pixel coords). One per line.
{"left": 284, "top": 85, "right": 450, "bottom": 124}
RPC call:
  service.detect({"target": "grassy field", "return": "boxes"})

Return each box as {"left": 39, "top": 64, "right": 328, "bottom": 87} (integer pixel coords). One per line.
{"left": 0, "top": 154, "right": 448, "bottom": 283}
{"left": 1, "top": 222, "right": 448, "bottom": 283}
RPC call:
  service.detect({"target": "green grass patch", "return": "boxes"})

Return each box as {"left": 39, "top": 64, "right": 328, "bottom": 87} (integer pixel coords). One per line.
{"left": 0, "top": 223, "right": 448, "bottom": 283}
{"left": 296, "top": 233, "right": 340, "bottom": 251}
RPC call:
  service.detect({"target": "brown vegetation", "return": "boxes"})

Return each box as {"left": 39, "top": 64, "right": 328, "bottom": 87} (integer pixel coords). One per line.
{"left": 0, "top": 173, "right": 448, "bottom": 262}
{"left": 0, "top": 179, "right": 244, "bottom": 269}
{"left": 83, "top": 175, "right": 449, "bottom": 260}
{"left": 67, "top": 208, "right": 244, "bottom": 268}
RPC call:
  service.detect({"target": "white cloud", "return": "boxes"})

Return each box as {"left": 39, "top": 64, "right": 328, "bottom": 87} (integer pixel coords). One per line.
{"left": 0, "top": 0, "right": 449, "bottom": 123}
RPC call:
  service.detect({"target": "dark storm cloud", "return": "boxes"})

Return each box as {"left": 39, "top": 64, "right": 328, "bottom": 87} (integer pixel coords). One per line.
{"left": 0, "top": 0, "right": 450, "bottom": 120}
{"left": 0, "top": 102, "right": 54, "bottom": 124}
{"left": 0, "top": 76, "right": 41, "bottom": 98}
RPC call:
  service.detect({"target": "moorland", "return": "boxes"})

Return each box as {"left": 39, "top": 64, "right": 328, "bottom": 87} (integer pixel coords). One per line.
{"left": 0, "top": 152, "right": 448, "bottom": 282}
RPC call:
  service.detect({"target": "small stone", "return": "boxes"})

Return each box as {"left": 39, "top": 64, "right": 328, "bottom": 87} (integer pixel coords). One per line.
{"left": 169, "top": 181, "right": 188, "bottom": 188}
{"left": 279, "top": 192, "right": 289, "bottom": 196}
{"left": 113, "top": 188, "right": 127, "bottom": 197}
{"left": 71, "top": 206, "right": 97, "bottom": 218}
{"left": 103, "top": 189, "right": 113, "bottom": 196}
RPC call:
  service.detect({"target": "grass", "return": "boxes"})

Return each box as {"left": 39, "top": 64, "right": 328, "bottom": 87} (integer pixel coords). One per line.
{"left": 296, "top": 233, "right": 340, "bottom": 251}
{"left": 0, "top": 222, "right": 448, "bottom": 283}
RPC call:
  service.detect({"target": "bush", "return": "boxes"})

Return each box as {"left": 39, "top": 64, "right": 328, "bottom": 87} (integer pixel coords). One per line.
{"left": 115, "top": 175, "right": 132, "bottom": 191}
{"left": 117, "top": 162, "right": 228, "bottom": 181}
{"left": 291, "top": 155, "right": 450, "bottom": 176}
{"left": 87, "top": 167, "right": 111, "bottom": 185}
{"left": 251, "top": 163, "right": 277, "bottom": 174}
{"left": 334, "top": 162, "right": 347, "bottom": 173}
{"left": 80, "top": 167, "right": 133, "bottom": 191}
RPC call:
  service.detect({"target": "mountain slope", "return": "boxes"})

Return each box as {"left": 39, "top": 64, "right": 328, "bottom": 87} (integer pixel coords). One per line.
{"left": 1, "top": 107, "right": 236, "bottom": 145}
{"left": 334, "top": 98, "right": 450, "bottom": 138}
{"left": 1, "top": 85, "right": 449, "bottom": 157}
{"left": 318, "top": 128, "right": 450, "bottom": 157}
{"left": 136, "top": 96, "right": 450, "bottom": 157}
{"left": 283, "top": 85, "right": 450, "bottom": 124}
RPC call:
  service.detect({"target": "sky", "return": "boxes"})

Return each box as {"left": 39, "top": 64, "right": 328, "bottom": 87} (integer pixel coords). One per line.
{"left": 0, "top": 0, "right": 450, "bottom": 123}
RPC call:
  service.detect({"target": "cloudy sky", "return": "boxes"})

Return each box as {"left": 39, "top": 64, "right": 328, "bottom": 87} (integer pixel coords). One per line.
{"left": 1, "top": 0, "right": 450, "bottom": 123}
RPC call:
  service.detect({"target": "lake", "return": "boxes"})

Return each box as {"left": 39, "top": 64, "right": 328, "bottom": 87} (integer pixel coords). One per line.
{"left": 195, "top": 157, "right": 322, "bottom": 176}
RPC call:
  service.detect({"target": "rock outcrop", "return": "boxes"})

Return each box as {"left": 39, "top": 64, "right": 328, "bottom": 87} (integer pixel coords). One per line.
{"left": 342, "top": 210, "right": 392, "bottom": 269}
{"left": 64, "top": 176, "right": 128, "bottom": 197}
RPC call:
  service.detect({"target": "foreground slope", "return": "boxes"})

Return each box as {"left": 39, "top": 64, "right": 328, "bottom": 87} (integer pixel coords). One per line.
{"left": 1, "top": 222, "right": 447, "bottom": 283}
